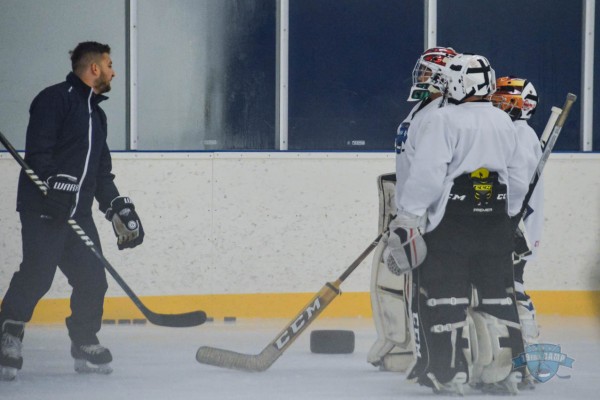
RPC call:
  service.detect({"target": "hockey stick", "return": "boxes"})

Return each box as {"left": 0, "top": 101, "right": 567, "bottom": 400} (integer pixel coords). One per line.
{"left": 515, "top": 93, "right": 577, "bottom": 222}
{"left": 0, "top": 130, "right": 207, "bottom": 328}
{"left": 196, "top": 234, "right": 384, "bottom": 371}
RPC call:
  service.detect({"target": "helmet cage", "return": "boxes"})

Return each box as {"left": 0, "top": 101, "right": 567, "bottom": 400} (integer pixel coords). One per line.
{"left": 491, "top": 77, "right": 538, "bottom": 120}
{"left": 408, "top": 47, "right": 458, "bottom": 101}
{"left": 490, "top": 92, "right": 523, "bottom": 120}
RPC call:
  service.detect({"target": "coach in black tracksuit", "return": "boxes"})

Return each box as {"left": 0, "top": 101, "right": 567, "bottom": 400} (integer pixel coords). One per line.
{"left": 0, "top": 42, "right": 143, "bottom": 377}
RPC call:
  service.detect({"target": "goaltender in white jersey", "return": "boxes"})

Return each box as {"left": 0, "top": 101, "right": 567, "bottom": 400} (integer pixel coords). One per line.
{"left": 387, "top": 54, "right": 530, "bottom": 395}
{"left": 491, "top": 76, "right": 544, "bottom": 351}
{"left": 368, "top": 47, "right": 458, "bottom": 372}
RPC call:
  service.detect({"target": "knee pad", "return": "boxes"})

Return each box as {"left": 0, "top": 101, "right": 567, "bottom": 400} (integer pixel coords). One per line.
{"left": 469, "top": 298, "right": 523, "bottom": 384}
{"left": 368, "top": 240, "right": 412, "bottom": 367}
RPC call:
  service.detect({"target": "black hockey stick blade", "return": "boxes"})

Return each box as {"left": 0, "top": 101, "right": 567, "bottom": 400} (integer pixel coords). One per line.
{"left": 79, "top": 232, "right": 207, "bottom": 327}
{"left": 196, "top": 234, "right": 383, "bottom": 371}
{"left": 0, "top": 130, "right": 207, "bottom": 328}
{"left": 143, "top": 308, "right": 207, "bottom": 328}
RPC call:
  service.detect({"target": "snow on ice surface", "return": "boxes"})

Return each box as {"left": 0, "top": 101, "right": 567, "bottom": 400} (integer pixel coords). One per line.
{"left": 1, "top": 315, "right": 599, "bottom": 400}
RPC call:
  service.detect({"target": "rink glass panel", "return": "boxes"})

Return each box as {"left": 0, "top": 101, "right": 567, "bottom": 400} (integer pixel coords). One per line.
{"left": 136, "top": 0, "right": 276, "bottom": 150}
{"left": 287, "top": 0, "right": 423, "bottom": 151}
{"left": 437, "top": 0, "right": 583, "bottom": 151}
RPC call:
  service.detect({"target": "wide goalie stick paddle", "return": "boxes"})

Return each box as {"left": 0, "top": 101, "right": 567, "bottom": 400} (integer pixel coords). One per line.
{"left": 540, "top": 106, "right": 563, "bottom": 149}
{"left": 196, "top": 234, "right": 384, "bottom": 371}
{"left": 0, "top": 130, "right": 207, "bottom": 328}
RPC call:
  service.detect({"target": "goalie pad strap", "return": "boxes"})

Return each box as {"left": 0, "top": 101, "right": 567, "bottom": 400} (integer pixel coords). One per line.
{"left": 481, "top": 297, "right": 513, "bottom": 306}
{"left": 426, "top": 297, "right": 469, "bottom": 307}
{"left": 430, "top": 320, "right": 468, "bottom": 334}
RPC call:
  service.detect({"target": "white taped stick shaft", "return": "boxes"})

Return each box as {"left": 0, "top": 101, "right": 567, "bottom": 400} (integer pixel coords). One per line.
{"left": 540, "top": 106, "right": 562, "bottom": 149}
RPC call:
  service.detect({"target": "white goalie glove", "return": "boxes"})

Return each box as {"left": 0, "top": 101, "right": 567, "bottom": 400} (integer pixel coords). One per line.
{"left": 383, "top": 211, "right": 427, "bottom": 275}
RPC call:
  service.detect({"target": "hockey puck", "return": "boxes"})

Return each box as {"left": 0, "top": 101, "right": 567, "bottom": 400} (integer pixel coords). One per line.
{"left": 310, "top": 330, "right": 355, "bottom": 354}
{"left": 224, "top": 316, "right": 237, "bottom": 323}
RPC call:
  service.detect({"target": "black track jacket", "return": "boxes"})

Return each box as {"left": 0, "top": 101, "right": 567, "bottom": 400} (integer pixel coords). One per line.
{"left": 16, "top": 72, "right": 119, "bottom": 218}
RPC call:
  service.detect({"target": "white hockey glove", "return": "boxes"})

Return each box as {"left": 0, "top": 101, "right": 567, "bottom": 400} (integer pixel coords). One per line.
{"left": 105, "top": 196, "right": 144, "bottom": 250}
{"left": 383, "top": 211, "right": 427, "bottom": 275}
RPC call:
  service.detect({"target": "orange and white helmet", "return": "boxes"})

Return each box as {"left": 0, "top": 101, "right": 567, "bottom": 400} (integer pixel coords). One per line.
{"left": 408, "top": 47, "right": 459, "bottom": 101}
{"left": 490, "top": 76, "right": 538, "bottom": 121}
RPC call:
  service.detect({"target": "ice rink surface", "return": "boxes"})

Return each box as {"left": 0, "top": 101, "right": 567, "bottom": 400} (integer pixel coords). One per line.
{"left": 1, "top": 315, "right": 599, "bottom": 399}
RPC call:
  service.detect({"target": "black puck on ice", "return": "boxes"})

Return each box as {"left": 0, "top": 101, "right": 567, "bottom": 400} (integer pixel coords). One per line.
{"left": 310, "top": 330, "right": 355, "bottom": 354}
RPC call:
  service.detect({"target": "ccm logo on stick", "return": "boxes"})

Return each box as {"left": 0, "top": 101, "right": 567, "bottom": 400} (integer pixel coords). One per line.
{"left": 274, "top": 298, "right": 322, "bottom": 350}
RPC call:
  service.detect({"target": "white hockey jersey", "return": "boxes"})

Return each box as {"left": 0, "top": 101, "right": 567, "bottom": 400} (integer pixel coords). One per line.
{"left": 396, "top": 101, "right": 530, "bottom": 232}
{"left": 515, "top": 120, "right": 544, "bottom": 261}
{"left": 395, "top": 97, "right": 446, "bottom": 201}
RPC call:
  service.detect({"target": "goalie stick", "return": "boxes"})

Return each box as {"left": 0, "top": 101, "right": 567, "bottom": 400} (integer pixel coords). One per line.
{"left": 540, "top": 106, "right": 563, "bottom": 149}
{"left": 515, "top": 93, "right": 577, "bottom": 223}
{"left": 196, "top": 234, "right": 384, "bottom": 371}
{"left": 0, "top": 130, "right": 207, "bottom": 328}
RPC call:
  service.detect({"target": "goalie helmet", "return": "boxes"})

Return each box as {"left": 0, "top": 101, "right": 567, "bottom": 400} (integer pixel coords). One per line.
{"left": 490, "top": 76, "right": 538, "bottom": 121}
{"left": 444, "top": 54, "right": 496, "bottom": 102}
{"left": 408, "top": 47, "right": 459, "bottom": 101}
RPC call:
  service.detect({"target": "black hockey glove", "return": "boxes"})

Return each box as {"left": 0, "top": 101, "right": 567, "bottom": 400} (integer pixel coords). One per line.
{"left": 41, "top": 174, "right": 79, "bottom": 221}
{"left": 105, "top": 196, "right": 145, "bottom": 250}
{"left": 383, "top": 211, "right": 428, "bottom": 275}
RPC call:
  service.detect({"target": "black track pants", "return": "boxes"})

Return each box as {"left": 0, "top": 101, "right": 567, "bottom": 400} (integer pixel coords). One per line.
{"left": 0, "top": 212, "right": 108, "bottom": 345}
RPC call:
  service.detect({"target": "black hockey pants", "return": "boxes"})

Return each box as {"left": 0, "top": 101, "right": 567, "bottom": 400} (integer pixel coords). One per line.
{"left": 0, "top": 212, "right": 108, "bottom": 345}
{"left": 410, "top": 213, "right": 522, "bottom": 385}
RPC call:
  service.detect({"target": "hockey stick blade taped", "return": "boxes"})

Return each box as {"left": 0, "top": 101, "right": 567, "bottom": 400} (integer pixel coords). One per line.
{"left": 196, "top": 345, "right": 280, "bottom": 372}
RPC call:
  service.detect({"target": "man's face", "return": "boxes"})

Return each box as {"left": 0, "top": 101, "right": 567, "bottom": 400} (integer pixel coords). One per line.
{"left": 417, "top": 64, "right": 433, "bottom": 83}
{"left": 93, "top": 53, "right": 115, "bottom": 94}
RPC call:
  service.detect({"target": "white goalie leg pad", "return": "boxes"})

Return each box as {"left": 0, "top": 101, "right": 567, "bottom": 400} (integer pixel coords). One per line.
{"left": 515, "top": 282, "right": 540, "bottom": 346}
{"left": 380, "top": 350, "right": 414, "bottom": 372}
{"left": 368, "top": 239, "right": 413, "bottom": 370}
{"left": 469, "top": 308, "right": 521, "bottom": 384}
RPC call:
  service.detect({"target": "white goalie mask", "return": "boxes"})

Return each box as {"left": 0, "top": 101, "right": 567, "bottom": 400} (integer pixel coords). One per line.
{"left": 408, "top": 47, "right": 458, "bottom": 102}
{"left": 444, "top": 54, "right": 496, "bottom": 102}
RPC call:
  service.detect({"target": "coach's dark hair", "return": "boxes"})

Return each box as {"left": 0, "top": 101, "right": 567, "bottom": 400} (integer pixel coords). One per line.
{"left": 69, "top": 41, "right": 111, "bottom": 74}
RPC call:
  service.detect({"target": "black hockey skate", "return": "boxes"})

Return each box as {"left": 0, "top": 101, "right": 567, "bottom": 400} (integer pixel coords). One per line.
{"left": 0, "top": 320, "right": 25, "bottom": 381}
{"left": 71, "top": 342, "right": 113, "bottom": 374}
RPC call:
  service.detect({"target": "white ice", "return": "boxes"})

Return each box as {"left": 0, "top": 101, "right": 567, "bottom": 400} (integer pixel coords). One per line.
{"left": 1, "top": 315, "right": 599, "bottom": 399}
